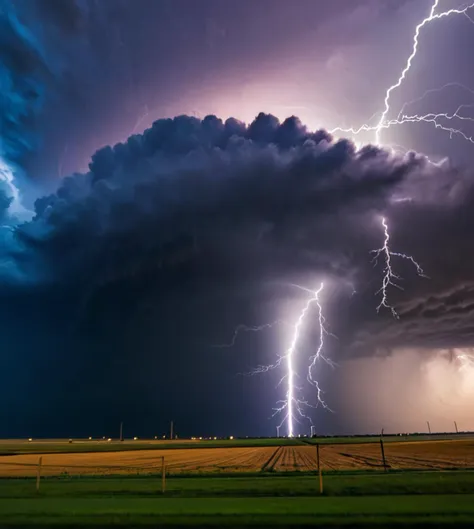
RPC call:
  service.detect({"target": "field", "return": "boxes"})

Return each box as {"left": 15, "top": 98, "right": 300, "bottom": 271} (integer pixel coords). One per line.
{"left": 0, "top": 433, "right": 465, "bottom": 456}
{"left": 2, "top": 437, "right": 474, "bottom": 526}
{"left": 2, "top": 474, "right": 474, "bottom": 526}
{"left": 2, "top": 438, "right": 474, "bottom": 477}
{"left": 3, "top": 495, "right": 474, "bottom": 527}
{"left": 0, "top": 437, "right": 299, "bottom": 455}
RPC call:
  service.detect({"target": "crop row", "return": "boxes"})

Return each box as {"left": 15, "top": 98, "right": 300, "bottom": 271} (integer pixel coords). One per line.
{"left": 0, "top": 439, "right": 473, "bottom": 477}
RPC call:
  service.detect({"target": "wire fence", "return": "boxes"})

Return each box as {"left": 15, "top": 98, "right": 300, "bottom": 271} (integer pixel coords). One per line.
{"left": 1, "top": 439, "right": 474, "bottom": 482}
{"left": 1, "top": 440, "right": 474, "bottom": 499}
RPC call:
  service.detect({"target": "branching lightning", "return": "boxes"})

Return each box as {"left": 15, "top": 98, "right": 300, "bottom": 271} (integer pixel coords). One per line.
{"left": 271, "top": 283, "right": 332, "bottom": 437}
{"left": 220, "top": 282, "right": 334, "bottom": 437}
{"left": 330, "top": 1, "right": 474, "bottom": 149}
{"left": 371, "top": 217, "right": 427, "bottom": 318}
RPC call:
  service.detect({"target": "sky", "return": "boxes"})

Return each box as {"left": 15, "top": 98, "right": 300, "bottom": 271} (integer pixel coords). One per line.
{"left": 2, "top": 0, "right": 474, "bottom": 438}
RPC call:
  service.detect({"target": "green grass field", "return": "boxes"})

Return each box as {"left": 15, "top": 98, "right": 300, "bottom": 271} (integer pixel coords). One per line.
{"left": 3, "top": 471, "right": 474, "bottom": 497}
{"left": 1, "top": 471, "right": 474, "bottom": 526}
{"left": 2, "top": 495, "right": 474, "bottom": 526}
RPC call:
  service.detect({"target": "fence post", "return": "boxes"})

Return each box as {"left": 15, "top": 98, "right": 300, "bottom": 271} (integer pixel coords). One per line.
{"left": 36, "top": 456, "right": 42, "bottom": 492}
{"left": 316, "top": 444, "right": 323, "bottom": 494}
{"left": 380, "top": 437, "right": 387, "bottom": 472}
{"left": 161, "top": 456, "right": 166, "bottom": 494}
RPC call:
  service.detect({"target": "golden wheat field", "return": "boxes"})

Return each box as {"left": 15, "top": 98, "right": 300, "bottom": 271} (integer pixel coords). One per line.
{"left": 0, "top": 446, "right": 276, "bottom": 477}
{"left": 1, "top": 440, "right": 474, "bottom": 477}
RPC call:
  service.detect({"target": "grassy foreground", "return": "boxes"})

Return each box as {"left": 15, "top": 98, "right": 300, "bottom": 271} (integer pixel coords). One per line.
{"left": 3, "top": 471, "right": 474, "bottom": 497}
{"left": 1, "top": 472, "right": 474, "bottom": 526}
{"left": 0, "top": 495, "right": 473, "bottom": 526}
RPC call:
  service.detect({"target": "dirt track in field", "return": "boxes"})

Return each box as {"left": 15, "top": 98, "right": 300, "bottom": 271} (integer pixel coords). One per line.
{"left": 1, "top": 440, "right": 474, "bottom": 476}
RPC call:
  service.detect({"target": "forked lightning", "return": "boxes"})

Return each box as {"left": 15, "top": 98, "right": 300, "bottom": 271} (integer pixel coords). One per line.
{"left": 331, "top": 1, "right": 474, "bottom": 148}
{"left": 372, "top": 217, "right": 427, "bottom": 318}
{"left": 273, "top": 283, "right": 331, "bottom": 437}
{"left": 220, "top": 283, "right": 333, "bottom": 437}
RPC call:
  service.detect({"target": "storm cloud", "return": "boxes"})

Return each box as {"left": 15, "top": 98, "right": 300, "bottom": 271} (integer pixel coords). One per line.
{"left": 1, "top": 112, "right": 474, "bottom": 436}
{"left": 3, "top": 113, "right": 472, "bottom": 347}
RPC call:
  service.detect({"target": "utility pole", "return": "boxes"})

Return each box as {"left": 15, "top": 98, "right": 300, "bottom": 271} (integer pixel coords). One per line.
{"left": 120, "top": 422, "right": 123, "bottom": 442}
{"left": 316, "top": 444, "right": 323, "bottom": 494}
{"left": 454, "top": 421, "right": 459, "bottom": 434}
{"left": 427, "top": 421, "right": 431, "bottom": 435}
{"left": 170, "top": 420, "right": 174, "bottom": 440}
{"left": 380, "top": 437, "right": 387, "bottom": 472}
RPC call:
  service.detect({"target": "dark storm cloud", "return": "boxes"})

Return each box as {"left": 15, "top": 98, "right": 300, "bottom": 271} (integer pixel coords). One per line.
{"left": 345, "top": 167, "right": 474, "bottom": 356}
{"left": 0, "top": 188, "right": 13, "bottom": 219}
{"left": 2, "top": 111, "right": 474, "bottom": 437}
{"left": 13, "top": 113, "right": 474, "bottom": 361}
{"left": 0, "top": 0, "right": 89, "bottom": 196}
{"left": 8, "top": 114, "right": 422, "bottom": 291}
{"left": 0, "top": 0, "right": 47, "bottom": 168}
{"left": 4, "top": 112, "right": 474, "bottom": 360}
{"left": 0, "top": 112, "right": 461, "bottom": 362}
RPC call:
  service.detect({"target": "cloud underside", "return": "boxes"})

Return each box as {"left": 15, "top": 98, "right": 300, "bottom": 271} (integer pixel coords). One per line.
{"left": 0, "top": 112, "right": 470, "bottom": 358}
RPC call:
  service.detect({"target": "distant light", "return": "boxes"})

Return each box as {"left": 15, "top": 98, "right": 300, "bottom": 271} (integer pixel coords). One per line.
{"left": 28, "top": 438, "right": 32, "bottom": 442}
{"left": 162, "top": 435, "right": 165, "bottom": 439}
{"left": 213, "top": 437, "right": 217, "bottom": 440}
{"left": 199, "top": 436, "right": 203, "bottom": 440}
{"left": 107, "top": 438, "right": 112, "bottom": 442}
{"left": 154, "top": 436, "right": 157, "bottom": 439}
{"left": 88, "top": 437, "right": 92, "bottom": 440}
{"left": 229, "top": 436, "right": 234, "bottom": 440}
{"left": 102, "top": 436, "right": 105, "bottom": 439}
{"left": 133, "top": 436, "right": 138, "bottom": 440}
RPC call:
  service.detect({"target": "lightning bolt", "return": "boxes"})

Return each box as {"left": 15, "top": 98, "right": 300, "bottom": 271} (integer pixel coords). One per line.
{"left": 220, "top": 282, "right": 334, "bottom": 437}
{"left": 306, "top": 284, "right": 336, "bottom": 410}
{"left": 280, "top": 283, "right": 327, "bottom": 437}
{"left": 395, "top": 82, "right": 474, "bottom": 121}
{"left": 258, "top": 283, "right": 333, "bottom": 437}
{"left": 332, "top": 105, "right": 474, "bottom": 146}
{"left": 330, "top": 1, "right": 474, "bottom": 148}
{"left": 371, "top": 217, "right": 427, "bottom": 318}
